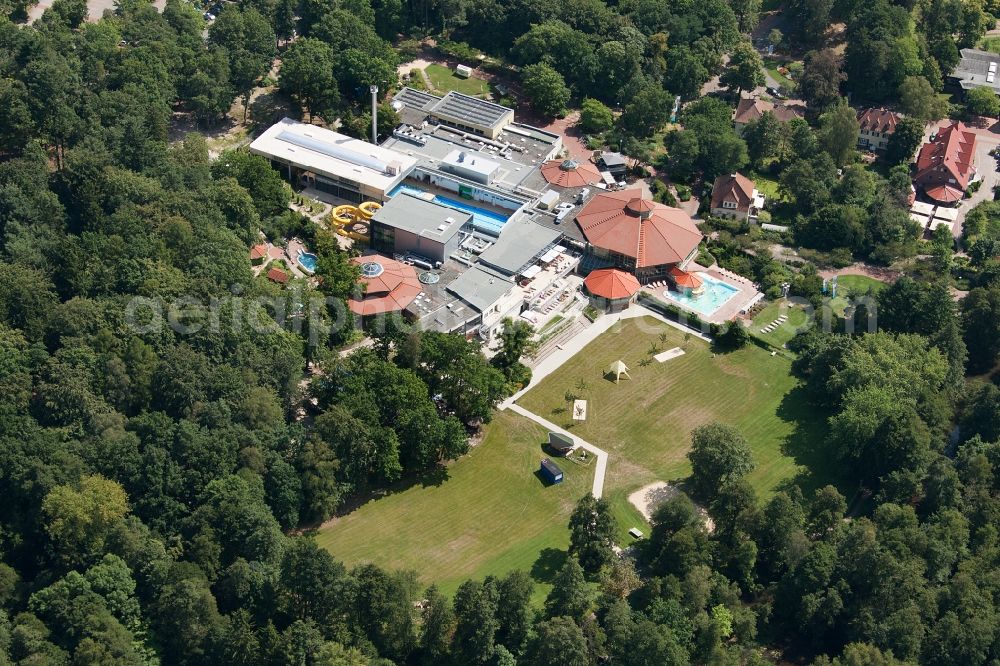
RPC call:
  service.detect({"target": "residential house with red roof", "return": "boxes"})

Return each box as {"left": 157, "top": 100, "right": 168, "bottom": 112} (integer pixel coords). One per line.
{"left": 732, "top": 97, "right": 804, "bottom": 135}
{"left": 250, "top": 244, "right": 269, "bottom": 266}
{"left": 913, "top": 121, "right": 978, "bottom": 205}
{"left": 857, "top": 108, "right": 901, "bottom": 152}
{"left": 267, "top": 267, "right": 290, "bottom": 284}
{"left": 574, "top": 188, "right": 702, "bottom": 284}
{"left": 710, "top": 173, "right": 765, "bottom": 221}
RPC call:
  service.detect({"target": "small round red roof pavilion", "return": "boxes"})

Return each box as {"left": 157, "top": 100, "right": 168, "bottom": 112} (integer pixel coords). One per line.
{"left": 924, "top": 184, "right": 964, "bottom": 204}
{"left": 669, "top": 266, "right": 703, "bottom": 289}
{"left": 539, "top": 159, "right": 603, "bottom": 188}
{"left": 348, "top": 256, "right": 421, "bottom": 316}
{"left": 584, "top": 269, "right": 641, "bottom": 300}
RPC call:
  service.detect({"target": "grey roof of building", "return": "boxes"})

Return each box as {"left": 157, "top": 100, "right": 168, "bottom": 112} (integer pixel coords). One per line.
{"left": 599, "top": 152, "right": 627, "bottom": 167}
{"left": 394, "top": 86, "right": 440, "bottom": 112}
{"left": 952, "top": 48, "right": 1000, "bottom": 92}
{"left": 503, "top": 123, "right": 561, "bottom": 146}
{"left": 371, "top": 193, "right": 470, "bottom": 240}
{"left": 477, "top": 216, "right": 563, "bottom": 275}
{"left": 380, "top": 131, "right": 538, "bottom": 192}
{"left": 446, "top": 265, "right": 515, "bottom": 312}
{"left": 530, "top": 208, "right": 587, "bottom": 243}
{"left": 431, "top": 91, "right": 512, "bottom": 129}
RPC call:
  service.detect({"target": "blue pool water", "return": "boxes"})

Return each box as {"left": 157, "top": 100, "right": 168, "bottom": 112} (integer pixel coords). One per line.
{"left": 663, "top": 274, "right": 740, "bottom": 316}
{"left": 389, "top": 184, "right": 511, "bottom": 236}
{"left": 298, "top": 252, "right": 318, "bottom": 273}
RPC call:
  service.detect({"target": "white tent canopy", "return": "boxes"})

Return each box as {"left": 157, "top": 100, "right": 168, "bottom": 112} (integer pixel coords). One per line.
{"left": 607, "top": 360, "right": 631, "bottom": 383}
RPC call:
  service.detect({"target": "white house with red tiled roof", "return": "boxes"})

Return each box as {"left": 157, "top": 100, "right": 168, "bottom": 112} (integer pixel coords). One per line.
{"left": 913, "top": 121, "right": 978, "bottom": 205}
{"left": 710, "top": 173, "right": 764, "bottom": 221}
{"left": 732, "top": 97, "right": 805, "bottom": 135}
{"left": 857, "top": 107, "right": 901, "bottom": 151}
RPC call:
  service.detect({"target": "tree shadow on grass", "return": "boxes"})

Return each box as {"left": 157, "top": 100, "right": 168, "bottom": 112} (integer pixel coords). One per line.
{"left": 325, "top": 466, "right": 451, "bottom": 520}
{"left": 774, "top": 384, "right": 851, "bottom": 499}
{"left": 530, "top": 547, "right": 567, "bottom": 584}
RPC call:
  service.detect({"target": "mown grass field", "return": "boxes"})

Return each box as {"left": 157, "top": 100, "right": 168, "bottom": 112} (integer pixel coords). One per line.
{"left": 314, "top": 411, "right": 592, "bottom": 601}
{"left": 751, "top": 300, "right": 812, "bottom": 347}
{"left": 317, "top": 317, "right": 839, "bottom": 600}
{"left": 423, "top": 63, "right": 492, "bottom": 97}
{"left": 517, "top": 317, "right": 837, "bottom": 529}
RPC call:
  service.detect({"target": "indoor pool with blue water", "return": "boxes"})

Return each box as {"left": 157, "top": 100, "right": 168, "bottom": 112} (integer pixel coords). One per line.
{"left": 663, "top": 274, "right": 740, "bottom": 317}
{"left": 298, "top": 252, "right": 318, "bottom": 273}
{"left": 390, "top": 184, "right": 511, "bottom": 236}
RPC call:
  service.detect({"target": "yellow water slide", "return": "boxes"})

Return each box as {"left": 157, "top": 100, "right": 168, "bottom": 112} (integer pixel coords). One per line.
{"left": 329, "top": 201, "right": 382, "bottom": 242}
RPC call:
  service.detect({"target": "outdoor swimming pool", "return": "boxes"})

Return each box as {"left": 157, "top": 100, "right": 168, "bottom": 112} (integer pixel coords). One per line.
{"left": 389, "top": 184, "right": 511, "bottom": 236}
{"left": 298, "top": 251, "right": 318, "bottom": 273}
{"left": 663, "top": 274, "right": 740, "bottom": 317}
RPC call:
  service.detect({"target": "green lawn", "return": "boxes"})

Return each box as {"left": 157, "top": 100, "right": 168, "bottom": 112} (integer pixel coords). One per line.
{"left": 517, "top": 317, "right": 839, "bottom": 528}
{"left": 314, "top": 411, "right": 592, "bottom": 601}
{"left": 423, "top": 63, "right": 492, "bottom": 97}
{"left": 762, "top": 58, "right": 798, "bottom": 94}
{"left": 750, "top": 172, "right": 784, "bottom": 202}
{"left": 979, "top": 35, "right": 1000, "bottom": 54}
{"left": 316, "top": 317, "right": 842, "bottom": 600}
{"left": 827, "top": 274, "right": 886, "bottom": 315}
{"left": 751, "top": 299, "right": 812, "bottom": 348}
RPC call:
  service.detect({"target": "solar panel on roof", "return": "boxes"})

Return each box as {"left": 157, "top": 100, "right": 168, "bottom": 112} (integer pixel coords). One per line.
{"left": 276, "top": 131, "right": 388, "bottom": 172}
{"left": 431, "top": 92, "right": 510, "bottom": 128}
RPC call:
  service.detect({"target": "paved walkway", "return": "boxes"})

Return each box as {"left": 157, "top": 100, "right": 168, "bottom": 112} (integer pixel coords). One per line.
{"left": 499, "top": 303, "right": 713, "bottom": 499}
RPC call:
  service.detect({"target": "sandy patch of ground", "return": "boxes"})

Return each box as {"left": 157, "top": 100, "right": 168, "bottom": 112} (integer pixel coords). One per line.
{"left": 628, "top": 481, "right": 715, "bottom": 532}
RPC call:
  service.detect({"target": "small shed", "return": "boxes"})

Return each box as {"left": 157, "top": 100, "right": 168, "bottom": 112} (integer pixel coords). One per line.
{"left": 548, "top": 432, "right": 575, "bottom": 456}
{"left": 455, "top": 64, "right": 473, "bottom": 78}
{"left": 540, "top": 458, "right": 564, "bottom": 484}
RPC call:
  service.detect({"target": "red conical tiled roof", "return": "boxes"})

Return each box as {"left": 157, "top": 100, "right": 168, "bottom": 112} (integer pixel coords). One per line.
{"left": 349, "top": 256, "right": 422, "bottom": 316}
{"left": 584, "top": 269, "right": 641, "bottom": 300}
{"left": 574, "top": 189, "right": 702, "bottom": 268}
{"left": 539, "top": 158, "right": 603, "bottom": 188}
{"left": 669, "top": 266, "right": 703, "bottom": 289}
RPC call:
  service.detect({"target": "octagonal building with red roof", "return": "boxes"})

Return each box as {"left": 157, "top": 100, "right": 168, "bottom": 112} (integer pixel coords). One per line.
{"left": 574, "top": 188, "right": 703, "bottom": 284}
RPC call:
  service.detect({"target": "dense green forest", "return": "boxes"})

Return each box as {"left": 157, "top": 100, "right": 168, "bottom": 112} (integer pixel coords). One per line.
{"left": 1, "top": 0, "right": 1000, "bottom": 663}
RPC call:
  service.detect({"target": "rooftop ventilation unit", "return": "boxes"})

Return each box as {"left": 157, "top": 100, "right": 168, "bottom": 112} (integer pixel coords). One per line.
{"left": 392, "top": 128, "right": 428, "bottom": 146}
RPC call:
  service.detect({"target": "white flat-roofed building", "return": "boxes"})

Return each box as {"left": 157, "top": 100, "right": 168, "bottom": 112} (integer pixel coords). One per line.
{"left": 440, "top": 149, "right": 500, "bottom": 185}
{"left": 249, "top": 118, "right": 418, "bottom": 202}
